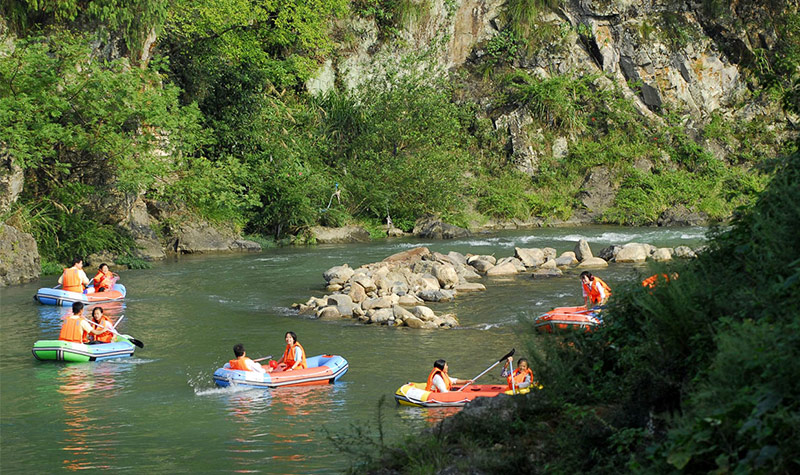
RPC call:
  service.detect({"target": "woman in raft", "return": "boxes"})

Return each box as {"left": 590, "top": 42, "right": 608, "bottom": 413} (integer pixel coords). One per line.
{"left": 425, "top": 359, "right": 472, "bottom": 393}
{"left": 269, "top": 331, "right": 307, "bottom": 372}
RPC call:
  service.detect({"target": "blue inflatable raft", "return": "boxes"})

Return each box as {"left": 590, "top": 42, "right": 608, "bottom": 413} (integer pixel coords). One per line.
{"left": 34, "top": 283, "right": 127, "bottom": 307}
{"left": 213, "top": 354, "right": 349, "bottom": 388}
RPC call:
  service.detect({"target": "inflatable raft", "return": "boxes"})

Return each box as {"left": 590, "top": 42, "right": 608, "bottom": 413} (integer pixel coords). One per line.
{"left": 395, "top": 382, "right": 529, "bottom": 408}
{"left": 213, "top": 354, "right": 349, "bottom": 389}
{"left": 534, "top": 306, "right": 601, "bottom": 333}
{"left": 32, "top": 336, "right": 136, "bottom": 362}
{"left": 34, "top": 283, "right": 127, "bottom": 307}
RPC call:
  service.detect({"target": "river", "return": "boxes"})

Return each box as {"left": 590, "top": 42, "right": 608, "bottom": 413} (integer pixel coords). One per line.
{"left": 0, "top": 226, "right": 705, "bottom": 473}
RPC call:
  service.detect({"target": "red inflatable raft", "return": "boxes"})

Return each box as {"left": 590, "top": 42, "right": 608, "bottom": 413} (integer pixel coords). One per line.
{"left": 534, "top": 306, "right": 601, "bottom": 333}
{"left": 394, "top": 382, "right": 529, "bottom": 407}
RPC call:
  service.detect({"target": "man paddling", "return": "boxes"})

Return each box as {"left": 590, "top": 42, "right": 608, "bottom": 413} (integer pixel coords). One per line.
{"left": 227, "top": 343, "right": 266, "bottom": 373}
{"left": 59, "top": 302, "right": 105, "bottom": 343}
{"left": 58, "top": 257, "right": 90, "bottom": 293}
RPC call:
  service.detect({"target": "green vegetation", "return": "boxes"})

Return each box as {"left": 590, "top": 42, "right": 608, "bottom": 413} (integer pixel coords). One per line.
{"left": 0, "top": 0, "right": 795, "bottom": 271}
{"left": 339, "top": 149, "right": 800, "bottom": 474}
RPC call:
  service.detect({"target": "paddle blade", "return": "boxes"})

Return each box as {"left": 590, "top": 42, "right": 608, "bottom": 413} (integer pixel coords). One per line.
{"left": 119, "top": 334, "right": 144, "bottom": 349}
{"left": 499, "top": 348, "right": 515, "bottom": 363}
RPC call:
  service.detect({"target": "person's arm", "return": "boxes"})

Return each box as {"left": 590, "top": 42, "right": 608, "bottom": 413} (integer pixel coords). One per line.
{"left": 596, "top": 281, "right": 606, "bottom": 302}
{"left": 58, "top": 273, "right": 64, "bottom": 284}
{"left": 246, "top": 358, "right": 266, "bottom": 373}
{"left": 80, "top": 319, "right": 104, "bottom": 335}
{"left": 517, "top": 373, "right": 532, "bottom": 389}
{"left": 79, "top": 270, "right": 90, "bottom": 286}
{"left": 289, "top": 346, "right": 303, "bottom": 369}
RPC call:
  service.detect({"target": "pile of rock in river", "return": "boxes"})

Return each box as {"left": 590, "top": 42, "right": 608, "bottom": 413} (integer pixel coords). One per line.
{"left": 291, "top": 240, "right": 699, "bottom": 329}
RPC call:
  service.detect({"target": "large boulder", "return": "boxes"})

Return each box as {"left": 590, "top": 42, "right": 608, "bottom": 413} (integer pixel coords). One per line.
{"left": 412, "top": 215, "right": 470, "bottom": 239}
{"left": 543, "top": 247, "right": 557, "bottom": 260}
{"left": 574, "top": 239, "right": 593, "bottom": 261}
{"left": 657, "top": 205, "right": 709, "bottom": 226}
{"left": 652, "top": 248, "right": 673, "bottom": 262}
{"left": 327, "top": 294, "right": 355, "bottom": 316}
{"left": 323, "top": 264, "right": 354, "bottom": 284}
{"left": 384, "top": 246, "right": 431, "bottom": 264}
{"left": 615, "top": 243, "right": 649, "bottom": 263}
{"left": 576, "top": 257, "right": 609, "bottom": 268}
{"left": 454, "top": 282, "right": 486, "bottom": 292}
{"left": 362, "top": 296, "right": 394, "bottom": 310}
{"left": 417, "top": 289, "right": 455, "bottom": 302}
{"left": 446, "top": 251, "right": 468, "bottom": 266}
{"left": 467, "top": 258, "right": 495, "bottom": 273}
{"left": 514, "top": 247, "right": 546, "bottom": 268}
{"left": 0, "top": 223, "right": 40, "bottom": 286}
{"left": 531, "top": 268, "right": 563, "bottom": 279}
{"left": 351, "top": 274, "right": 377, "bottom": 293}
{"left": 597, "top": 245, "right": 623, "bottom": 261}
{"left": 432, "top": 262, "right": 459, "bottom": 289}
{"left": 309, "top": 225, "right": 371, "bottom": 243}
{"left": 674, "top": 246, "right": 697, "bottom": 259}
{"left": 496, "top": 257, "right": 526, "bottom": 272}
{"left": 555, "top": 252, "right": 579, "bottom": 267}
{"left": 486, "top": 261, "right": 519, "bottom": 276}
{"left": 369, "top": 308, "right": 395, "bottom": 324}
{"left": 403, "top": 316, "right": 425, "bottom": 328}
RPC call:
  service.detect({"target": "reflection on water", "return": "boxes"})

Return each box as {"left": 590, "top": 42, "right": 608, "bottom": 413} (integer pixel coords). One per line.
{"left": 55, "top": 362, "right": 130, "bottom": 471}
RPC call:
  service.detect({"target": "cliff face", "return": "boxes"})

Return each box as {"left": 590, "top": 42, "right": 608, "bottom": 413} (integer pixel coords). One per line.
{"left": 311, "top": 0, "right": 795, "bottom": 210}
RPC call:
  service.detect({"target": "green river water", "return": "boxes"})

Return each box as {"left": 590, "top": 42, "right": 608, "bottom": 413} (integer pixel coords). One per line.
{"left": 0, "top": 226, "right": 706, "bottom": 473}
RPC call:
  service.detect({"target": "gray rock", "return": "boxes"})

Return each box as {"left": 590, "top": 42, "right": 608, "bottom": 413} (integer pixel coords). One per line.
{"left": 327, "top": 294, "right": 353, "bottom": 307}
{"left": 417, "top": 289, "right": 455, "bottom": 302}
{"left": 171, "top": 220, "right": 238, "bottom": 253}
{"left": 578, "top": 167, "right": 617, "bottom": 220}
{"left": 447, "top": 251, "right": 468, "bottom": 266}
{"left": 370, "top": 308, "right": 394, "bottom": 324}
{"left": 652, "top": 248, "right": 673, "bottom": 262}
{"left": 615, "top": 243, "right": 649, "bottom": 263}
{"left": 230, "top": 239, "right": 262, "bottom": 251}
{"left": 348, "top": 282, "right": 367, "bottom": 303}
{"left": 543, "top": 247, "right": 557, "bottom": 260}
{"left": 317, "top": 306, "right": 341, "bottom": 319}
{"left": 404, "top": 316, "right": 425, "bottom": 328}
{"left": 323, "top": 264, "right": 354, "bottom": 284}
{"left": 351, "top": 274, "right": 376, "bottom": 293}
{"left": 392, "top": 305, "right": 416, "bottom": 321}
{"left": 0, "top": 155, "right": 24, "bottom": 214}
{"left": 486, "top": 261, "right": 519, "bottom": 276}
{"left": 432, "top": 262, "right": 459, "bottom": 289}
{"left": 0, "top": 223, "right": 40, "bottom": 286}
{"left": 413, "top": 215, "right": 470, "bottom": 239}
{"left": 411, "top": 305, "right": 436, "bottom": 321}
{"left": 574, "top": 239, "right": 593, "bottom": 261}
{"left": 362, "top": 296, "right": 393, "bottom": 310}
{"left": 387, "top": 226, "right": 405, "bottom": 237}
{"left": 555, "top": 252, "right": 579, "bottom": 267}
{"left": 454, "top": 282, "right": 486, "bottom": 292}
{"left": 514, "top": 247, "right": 546, "bottom": 268}
{"left": 597, "top": 245, "right": 622, "bottom": 261}
{"left": 309, "top": 225, "right": 371, "bottom": 243}
{"left": 383, "top": 246, "right": 431, "bottom": 264}
{"left": 468, "top": 254, "right": 497, "bottom": 265}
{"left": 398, "top": 294, "right": 423, "bottom": 306}
{"left": 674, "top": 245, "right": 697, "bottom": 258}
{"left": 576, "top": 257, "right": 609, "bottom": 268}
{"left": 531, "top": 268, "right": 563, "bottom": 279}
{"left": 468, "top": 258, "right": 495, "bottom": 273}
{"left": 657, "top": 205, "right": 710, "bottom": 226}
{"left": 496, "top": 256, "right": 526, "bottom": 272}
{"left": 539, "top": 258, "right": 557, "bottom": 269}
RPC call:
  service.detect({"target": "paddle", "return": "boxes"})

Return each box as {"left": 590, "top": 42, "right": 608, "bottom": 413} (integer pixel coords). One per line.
{"left": 253, "top": 355, "right": 273, "bottom": 362}
{"left": 510, "top": 357, "right": 517, "bottom": 395}
{"left": 87, "top": 319, "right": 144, "bottom": 349}
{"left": 456, "top": 348, "right": 515, "bottom": 392}
{"left": 112, "top": 314, "right": 125, "bottom": 330}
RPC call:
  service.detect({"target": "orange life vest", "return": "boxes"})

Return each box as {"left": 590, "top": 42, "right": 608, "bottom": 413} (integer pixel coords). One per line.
{"left": 282, "top": 342, "right": 307, "bottom": 370}
{"left": 93, "top": 271, "right": 114, "bottom": 292}
{"left": 92, "top": 315, "right": 114, "bottom": 343}
{"left": 59, "top": 314, "right": 87, "bottom": 343}
{"left": 229, "top": 356, "right": 254, "bottom": 371}
{"left": 583, "top": 276, "right": 612, "bottom": 305}
{"left": 642, "top": 273, "right": 669, "bottom": 289}
{"left": 425, "top": 368, "right": 452, "bottom": 392}
{"left": 507, "top": 367, "right": 534, "bottom": 390}
{"left": 62, "top": 267, "right": 84, "bottom": 293}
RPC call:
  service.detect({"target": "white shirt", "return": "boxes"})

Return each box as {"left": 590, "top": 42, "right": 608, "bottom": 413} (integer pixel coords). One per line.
{"left": 582, "top": 280, "right": 607, "bottom": 301}
{"left": 432, "top": 374, "right": 464, "bottom": 392}
{"left": 244, "top": 358, "right": 266, "bottom": 373}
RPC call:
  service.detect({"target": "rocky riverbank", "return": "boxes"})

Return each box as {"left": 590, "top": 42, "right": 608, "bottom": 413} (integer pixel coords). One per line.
{"left": 292, "top": 238, "right": 700, "bottom": 328}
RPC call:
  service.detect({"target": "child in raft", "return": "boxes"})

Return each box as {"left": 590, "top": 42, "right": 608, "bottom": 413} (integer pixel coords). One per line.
{"left": 268, "top": 331, "right": 307, "bottom": 372}
{"left": 501, "top": 356, "right": 539, "bottom": 393}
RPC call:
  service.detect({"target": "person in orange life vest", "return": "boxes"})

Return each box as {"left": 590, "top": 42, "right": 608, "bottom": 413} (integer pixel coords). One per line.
{"left": 88, "top": 307, "right": 115, "bottom": 344}
{"left": 91, "top": 263, "right": 119, "bottom": 293}
{"left": 642, "top": 272, "right": 679, "bottom": 289}
{"left": 501, "top": 357, "right": 535, "bottom": 391}
{"left": 580, "top": 271, "right": 612, "bottom": 307}
{"left": 270, "top": 331, "right": 307, "bottom": 372}
{"left": 58, "top": 257, "right": 90, "bottom": 293}
{"left": 59, "top": 302, "right": 105, "bottom": 343}
{"left": 425, "top": 359, "right": 472, "bottom": 393}
{"left": 227, "top": 343, "right": 266, "bottom": 373}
